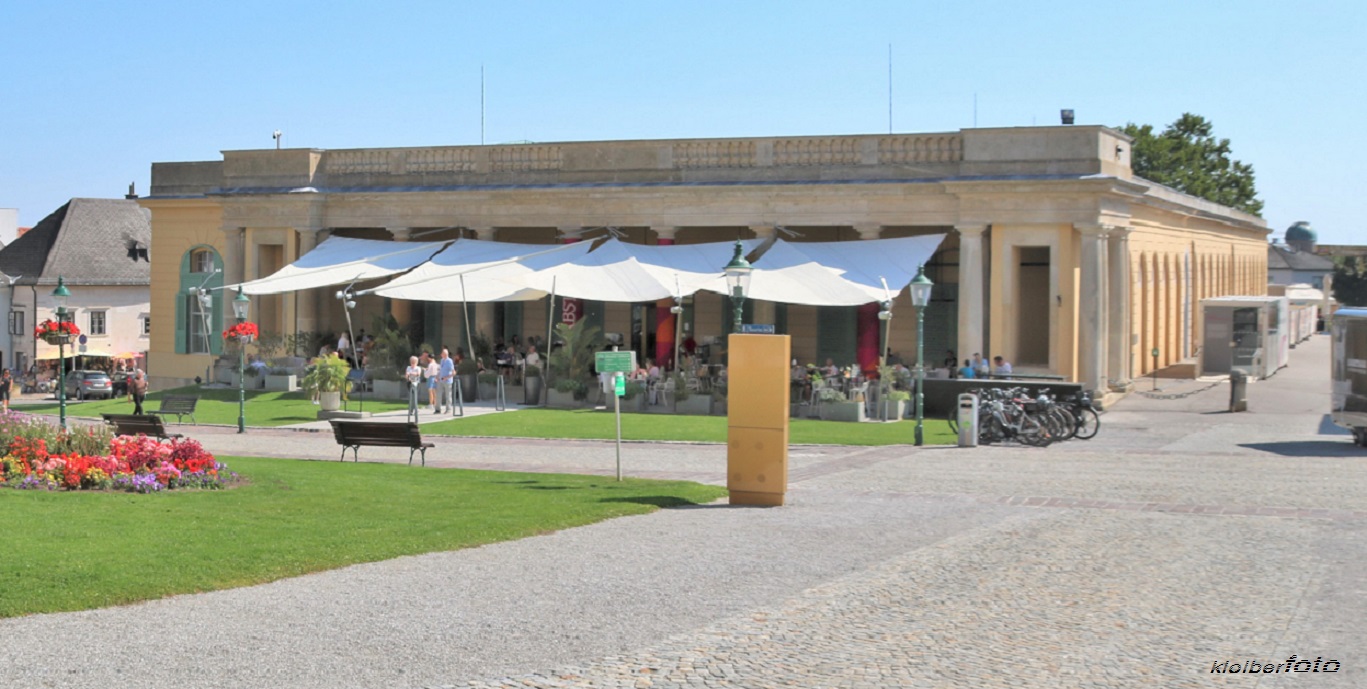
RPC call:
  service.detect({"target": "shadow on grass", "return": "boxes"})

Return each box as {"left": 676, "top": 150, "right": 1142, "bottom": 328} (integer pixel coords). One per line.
{"left": 599, "top": 496, "right": 740, "bottom": 509}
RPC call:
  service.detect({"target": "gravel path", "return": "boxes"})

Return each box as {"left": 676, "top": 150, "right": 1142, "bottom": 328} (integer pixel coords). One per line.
{"left": 1, "top": 335, "right": 1362, "bottom": 688}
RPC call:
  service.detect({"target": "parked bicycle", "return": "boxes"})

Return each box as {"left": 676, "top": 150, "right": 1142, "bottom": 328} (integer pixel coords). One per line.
{"left": 948, "top": 386, "right": 1101, "bottom": 446}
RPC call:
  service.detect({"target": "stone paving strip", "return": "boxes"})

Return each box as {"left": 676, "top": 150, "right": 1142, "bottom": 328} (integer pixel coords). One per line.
{"left": 437, "top": 509, "right": 1349, "bottom": 688}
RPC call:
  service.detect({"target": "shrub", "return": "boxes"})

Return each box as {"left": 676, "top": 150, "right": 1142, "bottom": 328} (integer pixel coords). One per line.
{"left": 302, "top": 354, "right": 351, "bottom": 400}
{"left": 524, "top": 364, "right": 542, "bottom": 378}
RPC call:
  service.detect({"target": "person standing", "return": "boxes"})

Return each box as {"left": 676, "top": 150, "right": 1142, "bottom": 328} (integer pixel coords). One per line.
{"left": 972, "top": 353, "right": 989, "bottom": 378}
{"left": 992, "top": 355, "right": 1013, "bottom": 376}
{"left": 129, "top": 369, "right": 148, "bottom": 415}
{"left": 437, "top": 348, "right": 455, "bottom": 414}
{"left": 405, "top": 355, "right": 423, "bottom": 418}
{"left": 0, "top": 369, "right": 11, "bottom": 414}
{"left": 423, "top": 351, "right": 440, "bottom": 410}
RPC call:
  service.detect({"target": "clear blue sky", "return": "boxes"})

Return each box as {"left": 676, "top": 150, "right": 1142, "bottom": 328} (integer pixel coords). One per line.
{"left": 2, "top": 1, "right": 1362, "bottom": 244}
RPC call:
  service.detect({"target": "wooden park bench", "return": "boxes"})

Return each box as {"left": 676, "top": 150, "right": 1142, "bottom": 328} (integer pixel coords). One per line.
{"left": 329, "top": 420, "right": 435, "bottom": 466}
{"left": 101, "top": 413, "right": 184, "bottom": 440}
{"left": 147, "top": 395, "right": 199, "bottom": 425}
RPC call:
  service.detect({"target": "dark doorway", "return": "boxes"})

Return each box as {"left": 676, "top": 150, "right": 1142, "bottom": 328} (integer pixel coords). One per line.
{"left": 1016, "top": 247, "right": 1051, "bottom": 365}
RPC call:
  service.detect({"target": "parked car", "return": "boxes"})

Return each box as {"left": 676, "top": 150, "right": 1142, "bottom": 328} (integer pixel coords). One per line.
{"left": 111, "top": 371, "right": 130, "bottom": 397}
{"left": 64, "top": 370, "right": 114, "bottom": 401}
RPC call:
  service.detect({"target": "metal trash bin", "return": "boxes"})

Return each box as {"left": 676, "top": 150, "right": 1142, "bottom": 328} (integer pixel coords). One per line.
{"left": 957, "top": 393, "right": 979, "bottom": 447}
{"left": 1229, "top": 369, "right": 1248, "bottom": 412}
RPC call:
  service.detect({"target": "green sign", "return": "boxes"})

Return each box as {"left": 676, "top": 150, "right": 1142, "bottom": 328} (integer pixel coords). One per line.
{"left": 1151, "top": 348, "right": 1160, "bottom": 358}
{"left": 596, "top": 350, "right": 637, "bottom": 374}
{"left": 614, "top": 372, "right": 626, "bottom": 397}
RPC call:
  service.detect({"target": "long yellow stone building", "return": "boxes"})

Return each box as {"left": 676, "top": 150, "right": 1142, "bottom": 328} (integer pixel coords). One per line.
{"left": 140, "top": 126, "right": 1268, "bottom": 396}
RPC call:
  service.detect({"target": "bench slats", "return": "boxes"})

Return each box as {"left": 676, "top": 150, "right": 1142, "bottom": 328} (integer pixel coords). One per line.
{"left": 147, "top": 395, "right": 199, "bottom": 425}
{"left": 329, "top": 421, "right": 433, "bottom": 466}
{"left": 101, "top": 413, "right": 183, "bottom": 440}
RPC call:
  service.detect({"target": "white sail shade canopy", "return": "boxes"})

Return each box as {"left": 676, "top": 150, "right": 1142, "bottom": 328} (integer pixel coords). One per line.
{"left": 368, "top": 238, "right": 592, "bottom": 302}
{"left": 235, "top": 236, "right": 449, "bottom": 296}
{"left": 697, "top": 235, "right": 947, "bottom": 306}
{"left": 235, "top": 233, "right": 947, "bottom": 306}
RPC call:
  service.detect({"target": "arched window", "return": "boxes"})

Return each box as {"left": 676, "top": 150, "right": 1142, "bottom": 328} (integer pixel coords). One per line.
{"left": 177, "top": 246, "right": 224, "bottom": 355}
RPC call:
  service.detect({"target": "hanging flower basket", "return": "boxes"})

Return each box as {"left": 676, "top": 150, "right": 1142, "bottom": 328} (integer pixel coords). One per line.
{"left": 35, "top": 319, "right": 79, "bottom": 346}
{"left": 223, "top": 322, "right": 259, "bottom": 344}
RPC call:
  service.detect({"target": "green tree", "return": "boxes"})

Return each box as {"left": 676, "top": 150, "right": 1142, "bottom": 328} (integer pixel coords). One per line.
{"left": 1332, "top": 256, "right": 1367, "bottom": 307}
{"left": 1121, "top": 113, "right": 1263, "bottom": 216}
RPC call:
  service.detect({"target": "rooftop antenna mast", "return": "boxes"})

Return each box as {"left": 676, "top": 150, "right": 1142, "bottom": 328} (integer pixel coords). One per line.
{"left": 273, "top": 130, "right": 282, "bottom": 150}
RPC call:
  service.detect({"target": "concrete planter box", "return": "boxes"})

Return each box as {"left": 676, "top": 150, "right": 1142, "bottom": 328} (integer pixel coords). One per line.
{"left": 372, "top": 379, "right": 408, "bottom": 400}
{"left": 458, "top": 374, "right": 478, "bottom": 402}
{"left": 264, "top": 374, "right": 297, "bottom": 392}
{"left": 820, "top": 400, "right": 867, "bottom": 423}
{"left": 547, "top": 388, "right": 588, "bottom": 409}
{"left": 875, "top": 400, "right": 906, "bottom": 422}
{"left": 522, "top": 377, "right": 543, "bottom": 405}
{"left": 673, "top": 396, "right": 712, "bottom": 416}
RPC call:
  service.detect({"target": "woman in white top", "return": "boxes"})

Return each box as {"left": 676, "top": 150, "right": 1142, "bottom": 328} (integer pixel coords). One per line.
{"left": 524, "top": 345, "right": 541, "bottom": 368}
{"left": 405, "top": 356, "right": 423, "bottom": 415}
{"left": 424, "top": 355, "right": 441, "bottom": 409}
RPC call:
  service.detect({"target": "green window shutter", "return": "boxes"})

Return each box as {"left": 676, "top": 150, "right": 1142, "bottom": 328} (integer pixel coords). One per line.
{"left": 174, "top": 294, "right": 188, "bottom": 354}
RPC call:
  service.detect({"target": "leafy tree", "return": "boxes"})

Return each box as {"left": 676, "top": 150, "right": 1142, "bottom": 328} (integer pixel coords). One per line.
{"left": 1332, "top": 256, "right": 1367, "bottom": 307}
{"left": 1120, "top": 113, "right": 1263, "bottom": 216}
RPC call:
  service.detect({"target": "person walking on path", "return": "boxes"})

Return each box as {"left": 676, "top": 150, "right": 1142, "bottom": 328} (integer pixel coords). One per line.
{"left": 437, "top": 348, "right": 455, "bottom": 414}
{"left": 129, "top": 369, "right": 148, "bottom": 415}
{"left": 0, "top": 369, "right": 11, "bottom": 413}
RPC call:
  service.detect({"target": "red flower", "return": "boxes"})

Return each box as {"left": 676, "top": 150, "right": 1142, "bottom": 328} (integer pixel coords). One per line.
{"left": 222, "top": 322, "right": 259, "bottom": 341}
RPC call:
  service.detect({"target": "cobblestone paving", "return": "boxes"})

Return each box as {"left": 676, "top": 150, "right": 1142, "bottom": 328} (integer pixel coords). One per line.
{"left": 440, "top": 510, "right": 1357, "bottom": 688}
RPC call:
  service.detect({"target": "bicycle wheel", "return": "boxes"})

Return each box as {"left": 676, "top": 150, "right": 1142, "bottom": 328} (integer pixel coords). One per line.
{"left": 1019, "top": 414, "right": 1053, "bottom": 447}
{"left": 1053, "top": 408, "right": 1077, "bottom": 441}
{"left": 1074, "top": 407, "right": 1100, "bottom": 440}
{"left": 981, "top": 415, "right": 1004, "bottom": 444}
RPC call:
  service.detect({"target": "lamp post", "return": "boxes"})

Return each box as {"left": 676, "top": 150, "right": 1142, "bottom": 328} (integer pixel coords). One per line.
{"left": 233, "top": 287, "right": 250, "bottom": 433}
{"left": 909, "top": 265, "right": 934, "bottom": 446}
{"left": 878, "top": 298, "right": 893, "bottom": 420}
{"left": 52, "top": 277, "right": 71, "bottom": 430}
{"left": 723, "top": 239, "right": 752, "bottom": 333}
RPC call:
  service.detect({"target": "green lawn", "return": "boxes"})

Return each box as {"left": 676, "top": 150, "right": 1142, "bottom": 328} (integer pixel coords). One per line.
{"left": 14, "top": 386, "right": 408, "bottom": 427}
{"left": 0, "top": 457, "right": 726, "bottom": 617}
{"left": 423, "top": 408, "right": 956, "bottom": 445}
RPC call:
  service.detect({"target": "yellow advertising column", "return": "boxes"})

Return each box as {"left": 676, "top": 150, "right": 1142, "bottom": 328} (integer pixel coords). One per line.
{"left": 727, "top": 334, "right": 791, "bottom": 506}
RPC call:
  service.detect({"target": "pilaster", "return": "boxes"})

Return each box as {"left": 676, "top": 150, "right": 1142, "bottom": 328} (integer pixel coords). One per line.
{"left": 955, "top": 224, "right": 987, "bottom": 364}
{"left": 1108, "top": 227, "right": 1133, "bottom": 389}
{"left": 387, "top": 227, "right": 413, "bottom": 325}
{"left": 1076, "top": 223, "right": 1110, "bottom": 394}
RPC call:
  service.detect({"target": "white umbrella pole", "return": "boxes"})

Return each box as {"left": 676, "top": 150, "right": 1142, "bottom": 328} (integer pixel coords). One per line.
{"left": 545, "top": 276, "right": 557, "bottom": 400}
{"left": 460, "top": 274, "right": 476, "bottom": 364}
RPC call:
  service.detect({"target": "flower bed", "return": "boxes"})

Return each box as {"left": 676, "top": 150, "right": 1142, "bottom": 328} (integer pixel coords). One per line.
{"left": 0, "top": 412, "right": 233, "bottom": 493}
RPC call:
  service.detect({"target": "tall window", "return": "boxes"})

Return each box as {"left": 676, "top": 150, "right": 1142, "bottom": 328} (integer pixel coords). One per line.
{"left": 89, "top": 310, "right": 107, "bottom": 336}
{"left": 140, "top": 315, "right": 151, "bottom": 336}
{"left": 178, "top": 246, "right": 224, "bottom": 355}
{"left": 7, "top": 311, "right": 23, "bottom": 335}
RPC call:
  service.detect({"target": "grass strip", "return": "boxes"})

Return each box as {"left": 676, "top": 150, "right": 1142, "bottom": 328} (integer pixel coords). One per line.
{"left": 0, "top": 456, "right": 726, "bottom": 617}
{"left": 422, "top": 408, "right": 956, "bottom": 445}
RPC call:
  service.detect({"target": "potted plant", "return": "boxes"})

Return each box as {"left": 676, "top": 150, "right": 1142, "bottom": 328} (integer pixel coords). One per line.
{"left": 457, "top": 359, "right": 479, "bottom": 401}
{"left": 671, "top": 373, "right": 711, "bottom": 415}
{"left": 547, "top": 377, "right": 588, "bottom": 408}
{"left": 477, "top": 371, "right": 500, "bottom": 401}
{"left": 880, "top": 390, "right": 910, "bottom": 421}
{"left": 523, "top": 364, "right": 543, "bottom": 405}
{"left": 618, "top": 379, "right": 646, "bottom": 412}
{"left": 547, "top": 320, "right": 602, "bottom": 405}
{"left": 818, "top": 387, "right": 865, "bottom": 422}
{"left": 264, "top": 364, "right": 298, "bottom": 392}
{"left": 301, "top": 354, "right": 351, "bottom": 412}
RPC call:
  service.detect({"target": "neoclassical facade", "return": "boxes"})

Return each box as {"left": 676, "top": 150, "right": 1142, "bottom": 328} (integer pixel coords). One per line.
{"left": 141, "top": 126, "right": 1268, "bottom": 395}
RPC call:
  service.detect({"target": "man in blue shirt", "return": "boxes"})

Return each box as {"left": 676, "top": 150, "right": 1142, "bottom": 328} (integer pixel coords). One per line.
{"left": 437, "top": 348, "right": 455, "bottom": 414}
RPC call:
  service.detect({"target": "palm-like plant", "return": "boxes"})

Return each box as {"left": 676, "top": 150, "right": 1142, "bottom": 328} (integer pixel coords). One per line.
{"left": 302, "top": 354, "right": 351, "bottom": 400}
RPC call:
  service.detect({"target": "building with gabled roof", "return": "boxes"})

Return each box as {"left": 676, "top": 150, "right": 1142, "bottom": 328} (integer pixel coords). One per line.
{"left": 0, "top": 198, "right": 151, "bottom": 375}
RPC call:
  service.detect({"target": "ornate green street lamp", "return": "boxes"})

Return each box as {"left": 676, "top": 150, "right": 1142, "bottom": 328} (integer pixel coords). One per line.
{"left": 723, "top": 239, "right": 752, "bottom": 333}
{"left": 233, "top": 287, "right": 251, "bottom": 433}
{"left": 909, "top": 265, "right": 934, "bottom": 446}
{"left": 51, "top": 277, "right": 72, "bottom": 430}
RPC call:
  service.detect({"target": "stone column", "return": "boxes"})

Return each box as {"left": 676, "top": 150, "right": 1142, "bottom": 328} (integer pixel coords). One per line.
{"left": 1076, "top": 224, "right": 1110, "bottom": 394}
{"left": 387, "top": 228, "right": 413, "bottom": 326}
{"left": 956, "top": 224, "right": 987, "bottom": 366}
{"left": 1107, "top": 227, "right": 1133, "bottom": 389}
{"left": 294, "top": 228, "right": 321, "bottom": 337}
{"left": 220, "top": 227, "right": 245, "bottom": 286}
{"left": 472, "top": 227, "right": 497, "bottom": 340}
